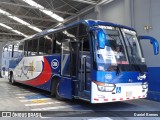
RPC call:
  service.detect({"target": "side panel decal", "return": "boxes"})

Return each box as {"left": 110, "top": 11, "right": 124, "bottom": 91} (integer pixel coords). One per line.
{"left": 16, "top": 57, "right": 52, "bottom": 86}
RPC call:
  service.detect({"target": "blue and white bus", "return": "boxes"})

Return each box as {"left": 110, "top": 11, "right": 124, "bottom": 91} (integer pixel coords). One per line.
{"left": 1, "top": 20, "right": 159, "bottom": 103}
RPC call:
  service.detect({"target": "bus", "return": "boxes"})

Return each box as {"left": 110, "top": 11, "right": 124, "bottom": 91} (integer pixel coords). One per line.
{"left": 1, "top": 20, "right": 159, "bottom": 103}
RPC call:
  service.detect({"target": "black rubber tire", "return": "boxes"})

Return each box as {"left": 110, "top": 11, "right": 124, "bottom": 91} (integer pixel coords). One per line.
{"left": 55, "top": 80, "right": 64, "bottom": 100}
{"left": 51, "top": 80, "right": 56, "bottom": 97}
{"left": 10, "top": 73, "right": 15, "bottom": 85}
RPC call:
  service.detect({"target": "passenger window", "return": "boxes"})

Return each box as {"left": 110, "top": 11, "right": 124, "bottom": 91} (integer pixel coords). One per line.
{"left": 13, "top": 45, "right": 19, "bottom": 58}
{"left": 63, "top": 27, "right": 78, "bottom": 39}
{"left": 81, "top": 37, "right": 90, "bottom": 51}
{"left": 27, "top": 40, "right": 32, "bottom": 56}
{"left": 44, "top": 34, "right": 53, "bottom": 55}
{"left": 18, "top": 42, "right": 24, "bottom": 56}
{"left": 18, "top": 43, "right": 24, "bottom": 51}
{"left": 61, "top": 42, "right": 71, "bottom": 76}
{"left": 24, "top": 41, "right": 28, "bottom": 56}
{"left": 8, "top": 45, "right": 13, "bottom": 58}
{"left": 38, "top": 37, "right": 45, "bottom": 55}
{"left": 55, "top": 32, "right": 63, "bottom": 53}
{"left": 31, "top": 39, "right": 38, "bottom": 56}
{"left": 78, "top": 23, "right": 88, "bottom": 37}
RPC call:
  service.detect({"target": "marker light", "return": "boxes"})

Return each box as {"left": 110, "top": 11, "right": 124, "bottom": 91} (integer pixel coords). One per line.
{"left": 142, "top": 82, "right": 148, "bottom": 89}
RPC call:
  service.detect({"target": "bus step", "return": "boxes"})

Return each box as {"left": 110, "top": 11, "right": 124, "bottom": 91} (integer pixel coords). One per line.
{"left": 78, "top": 91, "right": 90, "bottom": 99}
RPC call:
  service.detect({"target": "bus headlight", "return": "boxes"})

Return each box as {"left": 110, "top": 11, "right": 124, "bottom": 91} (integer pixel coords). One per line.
{"left": 142, "top": 82, "right": 148, "bottom": 89}
{"left": 97, "top": 86, "right": 105, "bottom": 91}
{"left": 93, "top": 81, "right": 116, "bottom": 92}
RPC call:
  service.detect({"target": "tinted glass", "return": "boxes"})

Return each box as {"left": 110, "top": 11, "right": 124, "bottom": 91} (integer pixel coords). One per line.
{"left": 78, "top": 23, "right": 87, "bottom": 37}
{"left": 28, "top": 40, "right": 32, "bottom": 56}
{"left": 32, "top": 39, "right": 38, "bottom": 56}
{"left": 55, "top": 32, "right": 63, "bottom": 53}
{"left": 61, "top": 42, "right": 70, "bottom": 76}
{"left": 44, "top": 34, "right": 52, "bottom": 55}
{"left": 24, "top": 40, "right": 28, "bottom": 56}
{"left": 38, "top": 37, "right": 45, "bottom": 55}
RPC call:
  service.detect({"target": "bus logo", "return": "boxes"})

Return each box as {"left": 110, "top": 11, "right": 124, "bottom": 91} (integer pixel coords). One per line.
{"left": 137, "top": 74, "right": 146, "bottom": 80}
{"left": 51, "top": 59, "right": 59, "bottom": 69}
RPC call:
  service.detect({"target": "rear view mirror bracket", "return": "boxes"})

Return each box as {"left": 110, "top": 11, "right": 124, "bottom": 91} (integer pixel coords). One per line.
{"left": 138, "top": 36, "right": 159, "bottom": 55}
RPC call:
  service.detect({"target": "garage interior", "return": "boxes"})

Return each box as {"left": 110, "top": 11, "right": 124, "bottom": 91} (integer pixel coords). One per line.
{"left": 0, "top": 0, "right": 160, "bottom": 119}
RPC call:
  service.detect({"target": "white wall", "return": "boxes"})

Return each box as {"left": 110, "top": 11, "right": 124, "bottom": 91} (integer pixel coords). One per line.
{"left": 80, "top": 0, "right": 130, "bottom": 25}
{"left": 133, "top": 0, "right": 160, "bottom": 67}
{"left": 101, "top": 0, "right": 125, "bottom": 25}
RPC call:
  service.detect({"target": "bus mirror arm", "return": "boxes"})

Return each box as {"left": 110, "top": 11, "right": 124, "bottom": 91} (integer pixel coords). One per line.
{"left": 138, "top": 36, "right": 159, "bottom": 55}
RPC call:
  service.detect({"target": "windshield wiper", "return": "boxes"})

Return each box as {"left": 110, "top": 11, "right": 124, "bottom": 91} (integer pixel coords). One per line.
{"left": 116, "top": 65, "right": 121, "bottom": 76}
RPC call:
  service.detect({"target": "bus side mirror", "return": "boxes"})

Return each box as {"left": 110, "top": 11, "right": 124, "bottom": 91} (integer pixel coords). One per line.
{"left": 97, "top": 29, "right": 107, "bottom": 49}
{"left": 138, "top": 36, "right": 159, "bottom": 55}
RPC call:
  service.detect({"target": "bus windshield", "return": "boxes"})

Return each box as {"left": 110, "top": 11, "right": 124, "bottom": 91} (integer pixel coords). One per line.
{"left": 122, "top": 28, "right": 145, "bottom": 65}
{"left": 92, "top": 26, "right": 146, "bottom": 72}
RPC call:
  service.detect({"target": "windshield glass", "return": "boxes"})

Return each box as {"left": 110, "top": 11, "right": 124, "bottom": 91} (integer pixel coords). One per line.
{"left": 92, "top": 26, "right": 147, "bottom": 72}
{"left": 122, "top": 28, "right": 145, "bottom": 65}
{"left": 93, "top": 26, "right": 128, "bottom": 71}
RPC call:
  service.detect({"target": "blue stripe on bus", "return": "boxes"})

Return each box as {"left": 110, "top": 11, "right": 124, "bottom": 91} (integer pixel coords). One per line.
{"left": 92, "top": 70, "right": 147, "bottom": 83}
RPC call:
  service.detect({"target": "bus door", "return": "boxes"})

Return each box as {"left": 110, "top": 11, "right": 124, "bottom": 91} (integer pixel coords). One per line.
{"left": 59, "top": 41, "right": 80, "bottom": 99}
{"left": 78, "top": 39, "right": 91, "bottom": 99}
{"left": 59, "top": 41, "right": 72, "bottom": 99}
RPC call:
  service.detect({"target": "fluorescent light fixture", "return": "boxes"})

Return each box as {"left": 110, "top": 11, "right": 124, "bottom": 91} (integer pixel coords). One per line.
{"left": 72, "top": 0, "right": 96, "bottom": 5}
{"left": 0, "top": 23, "right": 28, "bottom": 37}
{"left": 98, "top": 0, "right": 114, "bottom": 5}
{"left": 0, "top": 8, "right": 42, "bottom": 32}
{"left": 22, "top": 0, "right": 64, "bottom": 22}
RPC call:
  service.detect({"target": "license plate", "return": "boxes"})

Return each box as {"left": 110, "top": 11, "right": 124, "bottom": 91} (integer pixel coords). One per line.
{"left": 126, "top": 91, "right": 132, "bottom": 97}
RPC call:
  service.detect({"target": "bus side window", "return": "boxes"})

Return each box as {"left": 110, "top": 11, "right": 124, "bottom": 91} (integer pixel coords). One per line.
{"left": 3, "top": 45, "right": 8, "bottom": 58}
{"left": 55, "top": 32, "right": 63, "bottom": 53}
{"left": 38, "top": 37, "right": 45, "bottom": 55}
{"left": 81, "top": 38, "right": 90, "bottom": 51}
{"left": 18, "top": 42, "right": 24, "bottom": 56}
{"left": 27, "top": 40, "right": 32, "bottom": 56}
{"left": 44, "top": 34, "right": 53, "bottom": 55}
{"left": 13, "top": 45, "right": 18, "bottom": 58}
{"left": 24, "top": 40, "right": 28, "bottom": 56}
{"left": 64, "top": 26, "right": 78, "bottom": 38}
{"left": 78, "top": 23, "right": 88, "bottom": 37}
{"left": 8, "top": 45, "right": 13, "bottom": 58}
{"left": 31, "top": 39, "right": 38, "bottom": 56}
{"left": 52, "top": 34, "right": 56, "bottom": 53}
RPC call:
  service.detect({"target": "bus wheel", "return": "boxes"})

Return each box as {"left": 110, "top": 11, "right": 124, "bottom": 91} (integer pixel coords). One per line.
{"left": 55, "top": 80, "right": 63, "bottom": 100}
{"left": 51, "top": 80, "right": 56, "bottom": 97}
{"left": 10, "top": 74, "right": 15, "bottom": 85}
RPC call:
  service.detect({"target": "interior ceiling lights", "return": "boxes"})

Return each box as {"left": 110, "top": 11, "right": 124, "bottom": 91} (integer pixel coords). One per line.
{"left": 0, "top": 8, "right": 42, "bottom": 32}
{"left": 22, "top": 0, "right": 64, "bottom": 22}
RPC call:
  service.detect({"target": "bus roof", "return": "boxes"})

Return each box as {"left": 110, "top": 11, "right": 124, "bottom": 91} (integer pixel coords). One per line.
{"left": 21, "top": 20, "right": 136, "bottom": 41}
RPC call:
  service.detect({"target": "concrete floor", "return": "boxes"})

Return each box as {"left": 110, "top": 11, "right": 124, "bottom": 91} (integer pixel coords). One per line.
{"left": 0, "top": 78, "right": 160, "bottom": 120}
